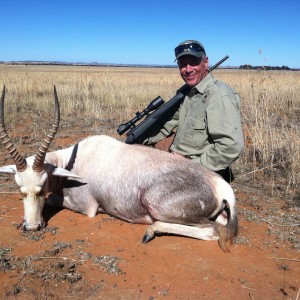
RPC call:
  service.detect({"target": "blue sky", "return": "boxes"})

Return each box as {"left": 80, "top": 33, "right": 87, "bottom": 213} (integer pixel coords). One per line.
{"left": 0, "top": 0, "right": 299, "bottom": 68}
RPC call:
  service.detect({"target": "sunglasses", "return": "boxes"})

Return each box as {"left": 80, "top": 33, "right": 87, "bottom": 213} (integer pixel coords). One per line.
{"left": 174, "top": 42, "right": 206, "bottom": 57}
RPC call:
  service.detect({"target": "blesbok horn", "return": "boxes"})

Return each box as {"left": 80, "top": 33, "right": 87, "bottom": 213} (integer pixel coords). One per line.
{"left": 0, "top": 85, "right": 27, "bottom": 172}
{"left": 32, "top": 85, "right": 60, "bottom": 172}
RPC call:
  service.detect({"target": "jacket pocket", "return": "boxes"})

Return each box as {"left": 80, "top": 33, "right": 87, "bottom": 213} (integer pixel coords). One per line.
{"left": 187, "top": 117, "right": 206, "bottom": 130}
{"left": 182, "top": 116, "right": 207, "bottom": 149}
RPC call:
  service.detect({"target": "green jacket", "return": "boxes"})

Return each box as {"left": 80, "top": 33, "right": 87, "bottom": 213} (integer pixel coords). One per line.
{"left": 144, "top": 73, "right": 244, "bottom": 171}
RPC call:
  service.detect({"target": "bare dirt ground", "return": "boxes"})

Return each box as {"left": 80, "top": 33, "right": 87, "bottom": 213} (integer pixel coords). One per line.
{"left": 0, "top": 115, "right": 299, "bottom": 300}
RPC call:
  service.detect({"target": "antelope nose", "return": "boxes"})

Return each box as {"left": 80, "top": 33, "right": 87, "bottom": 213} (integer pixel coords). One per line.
{"left": 23, "top": 223, "right": 42, "bottom": 231}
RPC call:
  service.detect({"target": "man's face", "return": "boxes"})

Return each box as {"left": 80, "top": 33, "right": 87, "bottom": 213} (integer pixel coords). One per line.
{"left": 178, "top": 55, "right": 209, "bottom": 88}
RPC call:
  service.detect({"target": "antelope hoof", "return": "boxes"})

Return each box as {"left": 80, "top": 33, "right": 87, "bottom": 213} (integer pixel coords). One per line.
{"left": 142, "top": 227, "right": 155, "bottom": 244}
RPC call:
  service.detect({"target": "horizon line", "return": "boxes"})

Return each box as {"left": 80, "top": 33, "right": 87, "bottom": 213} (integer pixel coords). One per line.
{"left": 0, "top": 60, "right": 299, "bottom": 70}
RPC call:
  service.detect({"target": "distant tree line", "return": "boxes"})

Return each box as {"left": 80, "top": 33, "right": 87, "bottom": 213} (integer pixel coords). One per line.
{"left": 0, "top": 61, "right": 297, "bottom": 70}
{"left": 239, "top": 64, "right": 291, "bottom": 71}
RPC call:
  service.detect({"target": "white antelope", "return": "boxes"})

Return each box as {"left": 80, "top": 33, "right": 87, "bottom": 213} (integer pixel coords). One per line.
{"left": 0, "top": 86, "right": 238, "bottom": 251}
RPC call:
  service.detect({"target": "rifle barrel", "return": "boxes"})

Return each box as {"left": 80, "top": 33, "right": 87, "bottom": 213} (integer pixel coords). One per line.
{"left": 209, "top": 55, "right": 229, "bottom": 72}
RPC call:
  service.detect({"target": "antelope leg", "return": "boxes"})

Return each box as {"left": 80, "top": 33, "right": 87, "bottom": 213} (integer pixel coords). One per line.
{"left": 142, "top": 221, "right": 219, "bottom": 243}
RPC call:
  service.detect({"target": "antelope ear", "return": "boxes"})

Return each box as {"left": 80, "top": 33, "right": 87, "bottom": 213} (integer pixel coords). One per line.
{"left": 0, "top": 165, "right": 17, "bottom": 174}
{"left": 52, "top": 167, "right": 81, "bottom": 179}
{"left": 44, "top": 163, "right": 81, "bottom": 179}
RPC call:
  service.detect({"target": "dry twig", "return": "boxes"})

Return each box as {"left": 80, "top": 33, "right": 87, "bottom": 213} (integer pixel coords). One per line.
{"left": 38, "top": 256, "right": 78, "bottom": 262}
{"left": 0, "top": 192, "right": 19, "bottom": 194}
{"left": 267, "top": 257, "right": 300, "bottom": 262}
{"left": 262, "top": 218, "right": 300, "bottom": 227}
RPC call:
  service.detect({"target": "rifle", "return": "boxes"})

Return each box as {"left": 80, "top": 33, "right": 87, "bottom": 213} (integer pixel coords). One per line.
{"left": 117, "top": 55, "right": 229, "bottom": 144}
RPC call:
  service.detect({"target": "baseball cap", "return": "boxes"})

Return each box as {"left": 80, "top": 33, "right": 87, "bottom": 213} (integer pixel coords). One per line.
{"left": 174, "top": 40, "right": 206, "bottom": 61}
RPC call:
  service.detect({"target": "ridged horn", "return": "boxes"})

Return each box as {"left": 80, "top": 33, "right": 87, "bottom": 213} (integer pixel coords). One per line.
{"left": 32, "top": 85, "right": 60, "bottom": 172}
{"left": 0, "top": 85, "right": 27, "bottom": 172}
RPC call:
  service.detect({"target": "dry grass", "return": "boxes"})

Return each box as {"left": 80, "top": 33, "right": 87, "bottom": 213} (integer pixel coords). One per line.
{"left": 0, "top": 64, "right": 299, "bottom": 194}
{"left": 217, "top": 69, "right": 300, "bottom": 193}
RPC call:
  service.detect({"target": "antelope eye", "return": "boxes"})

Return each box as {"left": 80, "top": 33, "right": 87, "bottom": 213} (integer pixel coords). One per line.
{"left": 34, "top": 187, "right": 43, "bottom": 196}
{"left": 20, "top": 187, "right": 27, "bottom": 196}
{"left": 36, "top": 190, "right": 44, "bottom": 197}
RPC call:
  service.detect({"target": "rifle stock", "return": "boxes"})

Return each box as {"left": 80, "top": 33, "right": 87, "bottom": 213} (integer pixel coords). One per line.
{"left": 118, "top": 55, "right": 229, "bottom": 144}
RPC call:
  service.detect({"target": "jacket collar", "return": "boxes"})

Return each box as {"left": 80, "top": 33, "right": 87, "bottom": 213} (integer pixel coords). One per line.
{"left": 193, "top": 72, "right": 215, "bottom": 95}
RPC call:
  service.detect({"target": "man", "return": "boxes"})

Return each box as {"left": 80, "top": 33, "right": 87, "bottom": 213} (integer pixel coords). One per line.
{"left": 144, "top": 40, "right": 244, "bottom": 183}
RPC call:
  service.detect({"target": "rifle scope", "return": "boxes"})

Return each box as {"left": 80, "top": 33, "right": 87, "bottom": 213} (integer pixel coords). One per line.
{"left": 117, "top": 96, "right": 164, "bottom": 135}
